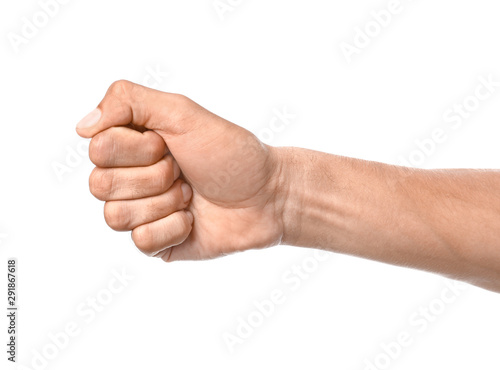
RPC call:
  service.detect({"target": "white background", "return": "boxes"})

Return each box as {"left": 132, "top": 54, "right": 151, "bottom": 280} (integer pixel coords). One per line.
{"left": 1, "top": 0, "right": 500, "bottom": 369}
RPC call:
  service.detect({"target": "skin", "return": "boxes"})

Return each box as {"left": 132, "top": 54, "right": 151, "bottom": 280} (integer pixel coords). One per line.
{"left": 76, "top": 80, "right": 500, "bottom": 293}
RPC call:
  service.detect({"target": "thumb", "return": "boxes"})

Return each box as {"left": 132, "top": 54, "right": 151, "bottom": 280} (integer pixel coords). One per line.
{"left": 75, "top": 80, "right": 185, "bottom": 138}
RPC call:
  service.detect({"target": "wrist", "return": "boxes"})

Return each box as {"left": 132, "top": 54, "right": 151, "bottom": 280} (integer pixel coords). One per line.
{"left": 270, "top": 146, "right": 306, "bottom": 247}
{"left": 270, "top": 146, "right": 351, "bottom": 250}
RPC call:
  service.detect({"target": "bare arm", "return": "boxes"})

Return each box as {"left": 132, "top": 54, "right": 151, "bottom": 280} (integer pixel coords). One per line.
{"left": 77, "top": 81, "right": 500, "bottom": 293}
{"left": 276, "top": 147, "right": 500, "bottom": 292}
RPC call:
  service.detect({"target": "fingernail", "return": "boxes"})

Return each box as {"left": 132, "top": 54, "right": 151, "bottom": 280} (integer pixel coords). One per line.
{"left": 77, "top": 108, "right": 101, "bottom": 129}
{"left": 173, "top": 160, "right": 181, "bottom": 179}
{"left": 185, "top": 210, "right": 194, "bottom": 224}
{"left": 181, "top": 183, "right": 192, "bottom": 203}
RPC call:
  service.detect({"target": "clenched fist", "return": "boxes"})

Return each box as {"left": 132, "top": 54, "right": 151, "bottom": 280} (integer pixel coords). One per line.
{"left": 76, "top": 81, "right": 500, "bottom": 292}
{"left": 76, "top": 81, "right": 287, "bottom": 262}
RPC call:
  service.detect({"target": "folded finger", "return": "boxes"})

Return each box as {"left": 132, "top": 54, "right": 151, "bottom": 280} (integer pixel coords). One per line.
{"left": 89, "top": 126, "right": 167, "bottom": 168}
{"left": 131, "top": 210, "right": 194, "bottom": 257}
{"left": 103, "top": 180, "right": 193, "bottom": 231}
{"left": 89, "top": 155, "right": 180, "bottom": 201}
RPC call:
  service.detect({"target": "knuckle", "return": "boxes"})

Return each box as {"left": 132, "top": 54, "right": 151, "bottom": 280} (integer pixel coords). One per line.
{"left": 89, "top": 168, "right": 112, "bottom": 201}
{"left": 171, "top": 94, "right": 195, "bottom": 121}
{"left": 104, "top": 202, "right": 130, "bottom": 231}
{"left": 173, "top": 93, "right": 191, "bottom": 106}
{"left": 108, "top": 80, "right": 134, "bottom": 98}
{"left": 145, "top": 196, "right": 158, "bottom": 215}
{"left": 132, "top": 225, "right": 155, "bottom": 255}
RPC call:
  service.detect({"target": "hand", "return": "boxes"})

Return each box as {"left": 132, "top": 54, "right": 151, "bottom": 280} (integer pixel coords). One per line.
{"left": 76, "top": 80, "right": 286, "bottom": 262}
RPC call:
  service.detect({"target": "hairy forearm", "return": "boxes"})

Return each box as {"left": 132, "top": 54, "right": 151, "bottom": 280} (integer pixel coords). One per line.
{"left": 274, "top": 147, "right": 500, "bottom": 292}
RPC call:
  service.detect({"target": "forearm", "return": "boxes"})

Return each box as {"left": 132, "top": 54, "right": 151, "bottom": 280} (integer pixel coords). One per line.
{"left": 275, "top": 147, "right": 500, "bottom": 292}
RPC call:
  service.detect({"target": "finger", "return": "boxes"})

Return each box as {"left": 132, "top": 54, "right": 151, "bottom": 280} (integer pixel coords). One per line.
{"left": 89, "top": 126, "right": 167, "bottom": 168}
{"left": 75, "top": 80, "right": 191, "bottom": 138}
{"left": 161, "top": 237, "right": 201, "bottom": 262}
{"left": 103, "top": 180, "right": 193, "bottom": 231}
{"left": 89, "top": 155, "right": 180, "bottom": 201}
{"left": 131, "top": 210, "right": 194, "bottom": 257}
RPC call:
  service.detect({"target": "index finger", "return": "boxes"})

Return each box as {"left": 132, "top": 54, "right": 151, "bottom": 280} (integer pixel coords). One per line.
{"left": 75, "top": 80, "right": 186, "bottom": 139}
